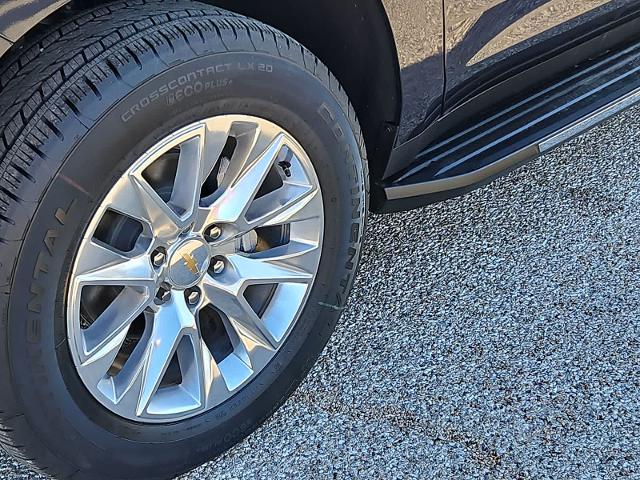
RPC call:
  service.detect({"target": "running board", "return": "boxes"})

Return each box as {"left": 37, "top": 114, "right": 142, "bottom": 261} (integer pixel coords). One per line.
{"left": 377, "top": 41, "right": 640, "bottom": 213}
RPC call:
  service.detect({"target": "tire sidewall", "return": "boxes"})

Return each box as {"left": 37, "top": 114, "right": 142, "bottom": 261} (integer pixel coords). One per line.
{"left": 7, "top": 51, "right": 365, "bottom": 477}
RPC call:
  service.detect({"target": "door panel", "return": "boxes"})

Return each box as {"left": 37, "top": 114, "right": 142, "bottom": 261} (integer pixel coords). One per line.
{"left": 383, "top": 0, "right": 444, "bottom": 143}
{"left": 443, "top": 0, "right": 639, "bottom": 111}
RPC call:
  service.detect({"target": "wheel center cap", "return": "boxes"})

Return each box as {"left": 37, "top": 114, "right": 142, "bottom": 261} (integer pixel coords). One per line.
{"left": 167, "top": 238, "right": 210, "bottom": 288}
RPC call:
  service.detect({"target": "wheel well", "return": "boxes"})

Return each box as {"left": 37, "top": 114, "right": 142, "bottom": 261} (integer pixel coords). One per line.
{"left": 1, "top": 0, "right": 402, "bottom": 181}
{"left": 209, "top": 0, "right": 402, "bottom": 180}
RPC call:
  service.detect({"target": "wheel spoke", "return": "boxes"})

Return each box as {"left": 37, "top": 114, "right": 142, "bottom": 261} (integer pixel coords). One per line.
{"left": 226, "top": 253, "right": 314, "bottom": 285}
{"left": 201, "top": 273, "right": 278, "bottom": 350}
{"left": 167, "top": 121, "right": 231, "bottom": 226}
{"left": 201, "top": 116, "right": 236, "bottom": 184}
{"left": 245, "top": 182, "right": 318, "bottom": 228}
{"left": 204, "top": 132, "right": 287, "bottom": 231}
{"left": 75, "top": 325, "right": 131, "bottom": 388}
{"left": 201, "top": 255, "right": 311, "bottom": 350}
{"left": 82, "top": 287, "right": 149, "bottom": 358}
{"left": 166, "top": 136, "right": 205, "bottom": 226}
{"left": 197, "top": 337, "right": 230, "bottom": 403}
{"left": 103, "top": 122, "right": 236, "bottom": 238}
{"left": 74, "top": 241, "right": 157, "bottom": 289}
{"left": 103, "top": 173, "right": 182, "bottom": 239}
{"left": 170, "top": 331, "right": 210, "bottom": 411}
{"left": 251, "top": 240, "right": 321, "bottom": 272}
{"left": 136, "top": 295, "right": 198, "bottom": 416}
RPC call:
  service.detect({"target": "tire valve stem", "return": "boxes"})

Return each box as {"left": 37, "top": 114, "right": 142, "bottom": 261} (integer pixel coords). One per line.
{"left": 278, "top": 159, "right": 292, "bottom": 177}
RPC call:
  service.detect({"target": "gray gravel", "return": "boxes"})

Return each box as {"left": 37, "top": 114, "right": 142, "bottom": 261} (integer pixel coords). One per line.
{"left": 3, "top": 107, "right": 640, "bottom": 479}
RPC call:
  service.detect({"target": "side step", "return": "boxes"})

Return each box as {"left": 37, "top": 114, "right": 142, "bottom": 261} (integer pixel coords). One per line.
{"left": 378, "top": 41, "right": 640, "bottom": 213}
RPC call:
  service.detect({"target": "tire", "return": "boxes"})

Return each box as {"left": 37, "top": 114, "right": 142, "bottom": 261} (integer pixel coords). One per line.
{"left": 0, "top": 2, "right": 367, "bottom": 479}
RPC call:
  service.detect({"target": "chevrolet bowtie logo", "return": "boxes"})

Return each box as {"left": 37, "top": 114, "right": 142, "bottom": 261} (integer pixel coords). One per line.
{"left": 181, "top": 253, "right": 200, "bottom": 275}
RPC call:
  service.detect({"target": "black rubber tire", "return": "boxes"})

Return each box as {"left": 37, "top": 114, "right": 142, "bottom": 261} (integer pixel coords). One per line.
{"left": 0, "top": 2, "right": 368, "bottom": 479}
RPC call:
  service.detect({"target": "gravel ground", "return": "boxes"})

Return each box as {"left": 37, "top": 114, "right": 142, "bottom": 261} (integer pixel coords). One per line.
{"left": 2, "top": 106, "right": 640, "bottom": 479}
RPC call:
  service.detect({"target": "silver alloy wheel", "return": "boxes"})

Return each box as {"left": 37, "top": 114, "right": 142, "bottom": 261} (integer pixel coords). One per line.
{"left": 66, "top": 116, "right": 324, "bottom": 422}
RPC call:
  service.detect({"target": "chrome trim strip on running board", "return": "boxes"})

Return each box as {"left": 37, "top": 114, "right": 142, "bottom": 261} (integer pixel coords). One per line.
{"left": 539, "top": 85, "right": 640, "bottom": 151}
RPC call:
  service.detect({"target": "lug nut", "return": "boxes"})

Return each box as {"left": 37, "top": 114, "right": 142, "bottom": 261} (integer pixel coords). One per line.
{"left": 186, "top": 288, "right": 201, "bottom": 306}
{"left": 151, "top": 248, "right": 166, "bottom": 267}
{"left": 205, "top": 224, "right": 222, "bottom": 240}
{"left": 211, "top": 258, "right": 225, "bottom": 274}
{"left": 155, "top": 286, "right": 171, "bottom": 304}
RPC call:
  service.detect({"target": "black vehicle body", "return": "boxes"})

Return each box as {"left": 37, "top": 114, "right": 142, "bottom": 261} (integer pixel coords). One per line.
{"left": 2, "top": 0, "right": 640, "bottom": 214}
